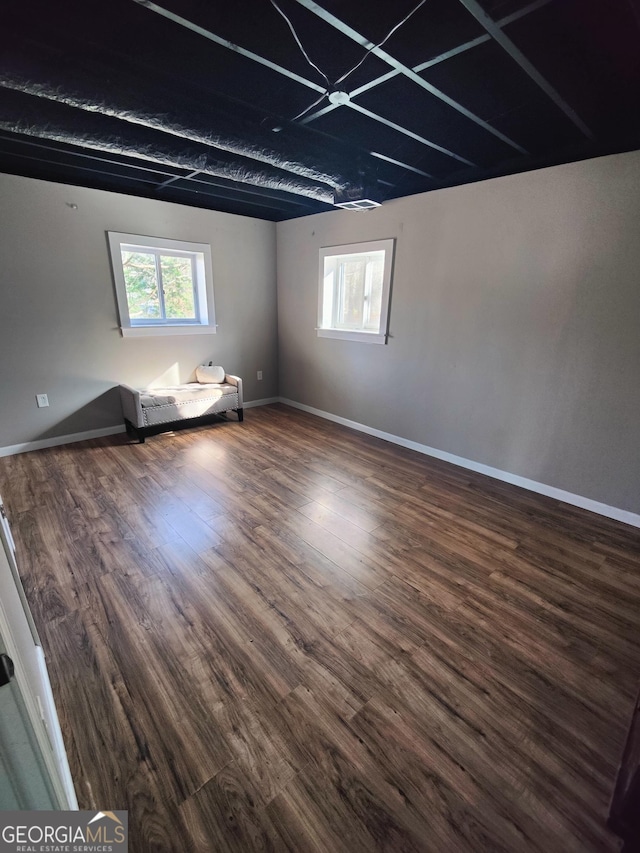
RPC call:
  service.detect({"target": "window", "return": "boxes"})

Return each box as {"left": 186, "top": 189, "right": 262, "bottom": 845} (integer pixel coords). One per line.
{"left": 108, "top": 232, "right": 215, "bottom": 337}
{"left": 318, "top": 239, "right": 395, "bottom": 344}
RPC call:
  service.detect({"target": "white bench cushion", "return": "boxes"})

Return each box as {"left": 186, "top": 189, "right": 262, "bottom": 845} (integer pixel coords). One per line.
{"left": 120, "top": 374, "right": 243, "bottom": 431}
{"left": 140, "top": 383, "right": 237, "bottom": 408}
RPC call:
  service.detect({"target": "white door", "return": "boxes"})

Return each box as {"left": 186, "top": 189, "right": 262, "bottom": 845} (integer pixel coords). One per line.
{"left": 0, "top": 496, "right": 77, "bottom": 810}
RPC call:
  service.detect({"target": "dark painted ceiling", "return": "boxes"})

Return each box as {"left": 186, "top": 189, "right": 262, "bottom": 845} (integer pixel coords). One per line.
{"left": 2, "top": 0, "right": 639, "bottom": 220}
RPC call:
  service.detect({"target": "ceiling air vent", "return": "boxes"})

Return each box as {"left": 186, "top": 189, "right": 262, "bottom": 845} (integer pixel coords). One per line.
{"left": 333, "top": 183, "right": 382, "bottom": 211}
{"left": 334, "top": 198, "right": 381, "bottom": 211}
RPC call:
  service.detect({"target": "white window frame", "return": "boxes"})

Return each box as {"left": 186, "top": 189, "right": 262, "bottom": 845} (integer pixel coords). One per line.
{"left": 107, "top": 232, "right": 216, "bottom": 337}
{"left": 317, "top": 238, "right": 395, "bottom": 345}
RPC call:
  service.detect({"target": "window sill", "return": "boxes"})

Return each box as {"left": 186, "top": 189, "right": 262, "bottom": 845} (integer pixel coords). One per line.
{"left": 317, "top": 329, "right": 387, "bottom": 345}
{"left": 120, "top": 325, "right": 217, "bottom": 338}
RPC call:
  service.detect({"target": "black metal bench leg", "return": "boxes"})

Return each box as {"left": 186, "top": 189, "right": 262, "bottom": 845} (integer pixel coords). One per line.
{"left": 125, "top": 419, "right": 145, "bottom": 443}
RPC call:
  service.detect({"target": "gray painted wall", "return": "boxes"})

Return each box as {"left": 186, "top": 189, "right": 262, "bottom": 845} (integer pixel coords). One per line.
{"left": 277, "top": 151, "right": 640, "bottom": 514}
{"left": 0, "top": 174, "right": 278, "bottom": 447}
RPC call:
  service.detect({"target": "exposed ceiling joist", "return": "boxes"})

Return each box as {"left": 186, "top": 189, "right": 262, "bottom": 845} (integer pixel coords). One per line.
{"left": 347, "top": 102, "right": 474, "bottom": 168}
{"left": 311, "top": 0, "right": 554, "bottom": 125}
{"left": 298, "top": 103, "right": 339, "bottom": 125}
{"left": 0, "top": 139, "right": 316, "bottom": 218}
{"left": 133, "top": 0, "right": 326, "bottom": 94}
{"left": 131, "top": 0, "right": 477, "bottom": 172}
{"left": 0, "top": 88, "right": 337, "bottom": 202}
{"left": 292, "top": 0, "right": 529, "bottom": 155}
{"left": 457, "top": 0, "right": 594, "bottom": 139}
{"left": 0, "top": 63, "right": 346, "bottom": 192}
{"left": 0, "top": 132, "right": 323, "bottom": 209}
{"left": 369, "top": 152, "right": 431, "bottom": 178}
{"left": 157, "top": 169, "right": 202, "bottom": 190}
{"left": 1, "top": 0, "right": 636, "bottom": 220}
{"left": 498, "top": 0, "right": 556, "bottom": 28}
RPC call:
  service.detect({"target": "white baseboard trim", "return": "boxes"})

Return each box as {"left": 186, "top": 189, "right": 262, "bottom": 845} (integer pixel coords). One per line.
{"left": 244, "top": 397, "right": 280, "bottom": 409}
{"left": 3, "top": 400, "right": 637, "bottom": 529}
{"left": 280, "top": 398, "right": 640, "bottom": 530}
{"left": 0, "top": 399, "right": 276, "bottom": 458}
{"left": 0, "top": 425, "right": 126, "bottom": 458}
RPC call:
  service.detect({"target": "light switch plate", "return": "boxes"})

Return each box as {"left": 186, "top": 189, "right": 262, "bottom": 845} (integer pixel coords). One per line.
{"left": 36, "top": 394, "right": 49, "bottom": 408}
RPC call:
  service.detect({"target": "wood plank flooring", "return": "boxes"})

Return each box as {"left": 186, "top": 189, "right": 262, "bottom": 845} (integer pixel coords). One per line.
{"left": 1, "top": 403, "right": 638, "bottom": 852}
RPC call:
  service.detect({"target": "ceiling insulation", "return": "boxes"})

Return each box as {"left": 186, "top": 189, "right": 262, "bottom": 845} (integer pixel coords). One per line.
{"left": 0, "top": 0, "right": 638, "bottom": 220}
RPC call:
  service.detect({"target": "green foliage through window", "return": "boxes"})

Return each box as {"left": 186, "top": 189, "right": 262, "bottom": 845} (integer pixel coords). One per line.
{"left": 121, "top": 248, "right": 197, "bottom": 322}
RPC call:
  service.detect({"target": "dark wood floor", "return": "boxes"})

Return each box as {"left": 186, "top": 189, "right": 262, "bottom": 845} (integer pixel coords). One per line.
{"left": 1, "top": 404, "right": 639, "bottom": 852}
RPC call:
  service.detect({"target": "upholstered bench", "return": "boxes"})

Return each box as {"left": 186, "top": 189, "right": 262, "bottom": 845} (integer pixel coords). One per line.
{"left": 119, "top": 364, "right": 243, "bottom": 443}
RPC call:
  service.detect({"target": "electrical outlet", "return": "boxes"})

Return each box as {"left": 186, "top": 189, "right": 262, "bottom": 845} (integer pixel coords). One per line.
{"left": 36, "top": 394, "right": 49, "bottom": 408}
{"left": 257, "top": 371, "right": 263, "bottom": 380}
